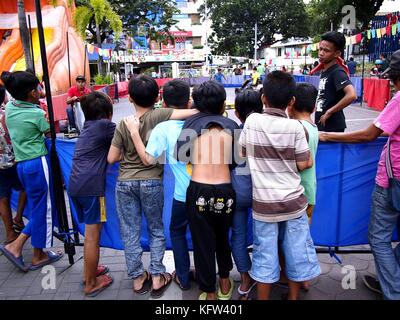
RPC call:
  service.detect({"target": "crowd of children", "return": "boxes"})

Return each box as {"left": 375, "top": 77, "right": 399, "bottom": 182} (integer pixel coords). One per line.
{"left": 11, "top": 46, "right": 400, "bottom": 302}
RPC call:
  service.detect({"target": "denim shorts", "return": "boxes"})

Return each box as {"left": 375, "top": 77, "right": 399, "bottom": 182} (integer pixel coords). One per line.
{"left": 250, "top": 213, "right": 321, "bottom": 283}
{"left": 0, "top": 166, "right": 22, "bottom": 199}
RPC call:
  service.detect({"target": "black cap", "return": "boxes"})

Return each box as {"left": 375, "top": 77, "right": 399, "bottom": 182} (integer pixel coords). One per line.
{"left": 381, "top": 49, "right": 400, "bottom": 75}
{"left": 76, "top": 75, "right": 86, "bottom": 81}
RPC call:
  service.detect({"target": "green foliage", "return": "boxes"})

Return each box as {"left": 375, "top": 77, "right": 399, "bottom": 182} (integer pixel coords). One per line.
{"left": 94, "top": 73, "right": 113, "bottom": 84}
{"left": 201, "top": 0, "right": 310, "bottom": 57}
{"left": 73, "top": 0, "right": 122, "bottom": 44}
{"left": 307, "top": 0, "right": 384, "bottom": 36}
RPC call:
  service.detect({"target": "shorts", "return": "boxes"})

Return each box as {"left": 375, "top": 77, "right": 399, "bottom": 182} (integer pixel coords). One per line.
{"left": 71, "top": 196, "right": 107, "bottom": 225}
{"left": 249, "top": 213, "right": 321, "bottom": 283}
{"left": 0, "top": 166, "right": 23, "bottom": 199}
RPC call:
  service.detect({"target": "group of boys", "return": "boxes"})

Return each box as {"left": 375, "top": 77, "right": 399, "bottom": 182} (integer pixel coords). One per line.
{"left": 67, "top": 67, "right": 321, "bottom": 300}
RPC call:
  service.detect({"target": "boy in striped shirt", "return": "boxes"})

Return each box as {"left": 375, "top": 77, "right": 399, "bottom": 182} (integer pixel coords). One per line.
{"left": 239, "top": 71, "right": 321, "bottom": 300}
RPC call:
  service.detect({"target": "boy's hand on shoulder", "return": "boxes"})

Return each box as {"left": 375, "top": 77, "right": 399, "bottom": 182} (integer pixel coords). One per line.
{"left": 124, "top": 115, "right": 140, "bottom": 136}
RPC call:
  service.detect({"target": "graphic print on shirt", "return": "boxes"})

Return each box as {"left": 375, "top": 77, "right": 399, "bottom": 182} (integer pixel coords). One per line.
{"left": 316, "top": 77, "right": 327, "bottom": 112}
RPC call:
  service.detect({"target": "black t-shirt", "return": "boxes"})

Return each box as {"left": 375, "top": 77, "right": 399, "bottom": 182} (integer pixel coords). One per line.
{"left": 315, "top": 64, "right": 352, "bottom": 132}
{"left": 68, "top": 119, "right": 116, "bottom": 197}
{"left": 175, "top": 112, "right": 240, "bottom": 169}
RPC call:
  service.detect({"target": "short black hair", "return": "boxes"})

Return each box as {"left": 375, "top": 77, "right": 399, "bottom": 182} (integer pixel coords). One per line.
{"left": 321, "top": 31, "right": 346, "bottom": 53}
{"left": 128, "top": 74, "right": 159, "bottom": 108}
{"left": 294, "top": 83, "right": 318, "bottom": 114}
{"left": 162, "top": 79, "right": 190, "bottom": 109}
{"left": 388, "top": 69, "right": 400, "bottom": 85}
{"left": 80, "top": 91, "right": 113, "bottom": 121}
{"left": 192, "top": 80, "right": 226, "bottom": 115}
{"left": 349, "top": 57, "right": 354, "bottom": 61}
{"left": 0, "top": 85, "right": 5, "bottom": 105}
{"left": 262, "top": 71, "right": 296, "bottom": 110}
{"left": 0, "top": 71, "right": 39, "bottom": 101}
{"left": 235, "top": 89, "right": 263, "bottom": 121}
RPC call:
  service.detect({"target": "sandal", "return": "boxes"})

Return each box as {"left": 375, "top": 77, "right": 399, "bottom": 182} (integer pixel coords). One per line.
{"left": 237, "top": 280, "right": 256, "bottom": 295}
{"left": 172, "top": 270, "right": 191, "bottom": 291}
{"left": 12, "top": 219, "right": 25, "bottom": 233}
{"left": 133, "top": 271, "right": 152, "bottom": 295}
{"left": 85, "top": 274, "right": 113, "bottom": 297}
{"left": 81, "top": 265, "right": 110, "bottom": 286}
{"left": 150, "top": 272, "right": 172, "bottom": 299}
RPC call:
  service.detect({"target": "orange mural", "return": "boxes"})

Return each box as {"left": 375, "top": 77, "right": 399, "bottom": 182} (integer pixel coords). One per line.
{"left": 0, "top": 0, "right": 89, "bottom": 94}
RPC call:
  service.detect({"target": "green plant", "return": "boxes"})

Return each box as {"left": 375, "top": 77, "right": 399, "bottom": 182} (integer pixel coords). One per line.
{"left": 93, "top": 74, "right": 113, "bottom": 84}
{"left": 193, "top": 45, "right": 204, "bottom": 49}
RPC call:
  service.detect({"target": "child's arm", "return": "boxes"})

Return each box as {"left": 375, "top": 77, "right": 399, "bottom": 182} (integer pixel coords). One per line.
{"left": 108, "top": 145, "right": 122, "bottom": 164}
{"left": 169, "top": 108, "right": 198, "bottom": 120}
{"left": 124, "top": 116, "right": 155, "bottom": 166}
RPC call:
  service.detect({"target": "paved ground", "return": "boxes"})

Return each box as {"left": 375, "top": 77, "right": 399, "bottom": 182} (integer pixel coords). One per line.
{"left": 0, "top": 90, "right": 384, "bottom": 300}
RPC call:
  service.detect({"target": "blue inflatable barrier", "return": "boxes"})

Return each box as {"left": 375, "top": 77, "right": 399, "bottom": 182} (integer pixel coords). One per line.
{"left": 12, "top": 137, "right": 398, "bottom": 250}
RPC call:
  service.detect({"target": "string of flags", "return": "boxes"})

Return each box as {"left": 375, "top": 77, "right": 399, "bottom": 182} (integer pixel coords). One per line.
{"left": 86, "top": 43, "right": 113, "bottom": 58}
{"left": 300, "top": 21, "right": 400, "bottom": 55}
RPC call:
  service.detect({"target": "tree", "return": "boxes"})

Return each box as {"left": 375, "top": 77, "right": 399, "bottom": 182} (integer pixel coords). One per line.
{"left": 200, "top": 0, "right": 310, "bottom": 57}
{"left": 17, "top": 0, "right": 33, "bottom": 70}
{"left": 307, "top": 0, "right": 385, "bottom": 36}
{"left": 73, "top": 0, "right": 123, "bottom": 75}
{"left": 108, "top": 0, "right": 179, "bottom": 44}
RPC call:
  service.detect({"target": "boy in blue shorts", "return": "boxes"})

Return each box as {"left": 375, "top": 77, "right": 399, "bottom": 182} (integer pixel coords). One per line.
{"left": 231, "top": 89, "right": 263, "bottom": 299}
{"left": 0, "top": 71, "right": 63, "bottom": 272}
{"left": 239, "top": 71, "right": 321, "bottom": 300}
{"left": 126, "top": 79, "right": 194, "bottom": 290}
{"left": 108, "top": 75, "right": 197, "bottom": 298}
{"left": 68, "top": 92, "right": 115, "bottom": 297}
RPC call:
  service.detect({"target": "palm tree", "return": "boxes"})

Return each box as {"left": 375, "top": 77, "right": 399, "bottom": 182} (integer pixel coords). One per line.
{"left": 73, "top": 0, "right": 122, "bottom": 75}
{"left": 17, "top": 0, "right": 33, "bottom": 70}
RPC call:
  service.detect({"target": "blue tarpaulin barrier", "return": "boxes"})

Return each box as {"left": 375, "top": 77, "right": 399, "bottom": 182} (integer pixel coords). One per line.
{"left": 12, "top": 137, "right": 398, "bottom": 250}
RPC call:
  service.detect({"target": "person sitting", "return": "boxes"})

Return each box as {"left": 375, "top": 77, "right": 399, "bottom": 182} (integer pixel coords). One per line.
{"left": 66, "top": 75, "right": 91, "bottom": 132}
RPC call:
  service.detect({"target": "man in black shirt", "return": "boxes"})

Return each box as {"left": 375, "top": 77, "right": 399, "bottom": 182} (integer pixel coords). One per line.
{"left": 315, "top": 32, "right": 357, "bottom": 132}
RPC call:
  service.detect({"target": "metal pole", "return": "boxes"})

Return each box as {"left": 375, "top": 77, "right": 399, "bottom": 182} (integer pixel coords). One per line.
{"left": 34, "top": 0, "right": 75, "bottom": 264}
{"left": 361, "top": 35, "right": 366, "bottom": 107}
{"left": 83, "top": 44, "right": 87, "bottom": 79}
{"left": 204, "top": 0, "right": 209, "bottom": 71}
{"left": 66, "top": 31, "right": 71, "bottom": 87}
{"left": 28, "top": 15, "right": 35, "bottom": 75}
{"left": 254, "top": 23, "right": 258, "bottom": 62}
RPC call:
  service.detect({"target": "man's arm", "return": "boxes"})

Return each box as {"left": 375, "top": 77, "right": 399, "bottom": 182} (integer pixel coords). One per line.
{"left": 66, "top": 96, "right": 78, "bottom": 105}
{"left": 319, "top": 123, "right": 383, "bottom": 143}
{"left": 319, "top": 84, "right": 357, "bottom": 126}
{"left": 107, "top": 145, "right": 122, "bottom": 164}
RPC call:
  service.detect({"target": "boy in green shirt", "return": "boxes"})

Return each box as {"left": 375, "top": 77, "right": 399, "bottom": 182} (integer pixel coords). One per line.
{"left": 0, "top": 71, "right": 63, "bottom": 272}
{"left": 288, "top": 83, "right": 319, "bottom": 224}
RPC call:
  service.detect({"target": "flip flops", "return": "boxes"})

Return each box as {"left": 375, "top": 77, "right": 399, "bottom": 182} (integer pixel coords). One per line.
{"left": 81, "top": 265, "right": 110, "bottom": 287}
{"left": 217, "top": 278, "right": 234, "bottom": 300}
{"left": 150, "top": 272, "right": 172, "bottom": 299}
{"left": 85, "top": 274, "right": 114, "bottom": 298}
{"left": 28, "top": 250, "right": 64, "bottom": 271}
{"left": 237, "top": 280, "right": 257, "bottom": 295}
{"left": 133, "top": 271, "right": 152, "bottom": 295}
{"left": 172, "top": 270, "right": 192, "bottom": 291}
{"left": 0, "top": 245, "right": 28, "bottom": 272}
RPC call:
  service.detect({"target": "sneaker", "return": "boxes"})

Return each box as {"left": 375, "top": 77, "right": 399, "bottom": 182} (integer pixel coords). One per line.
{"left": 362, "top": 275, "right": 382, "bottom": 295}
